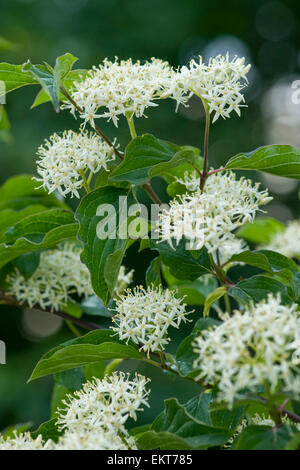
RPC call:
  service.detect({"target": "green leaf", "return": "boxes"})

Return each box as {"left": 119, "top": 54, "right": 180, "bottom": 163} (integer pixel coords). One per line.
{"left": 32, "top": 53, "right": 79, "bottom": 112}
{"left": 232, "top": 425, "right": 296, "bottom": 450}
{"left": 150, "top": 238, "right": 210, "bottom": 281}
{"left": 31, "top": 69, "right": 88, "bottom": 109}
{"left": 61, "top": 300, "right": 82, "bottom": 319}
{"left": 110, "top": 134, "right": 180, "bottom": 185}
{"left": 0, "top": 63, "right": 38, "bottom": 96}
{"left": 203, "top": 286, "right": 227, "bottom": 318}
{"left": 162, "top": 265, "right": 217, "bottom": 305}
{"left": 226, "top": 145, "right": 300, "bottom": 179}
{"left": 149, "top": 148, "right": 198, "bottom": 179}
{"left": 53, "top": 53, "right": 78, "bottom": 81}
{"left": 167, "top": 181, "right": 189, "bottom": 198}
{"left": 0, "top": 174, "right": 67, "bottom": 211}
{"left": 2, "top": 208, "right": 75, "bottom": 244}
{"left": 137, "top": 398, "right": 232, "bottom": 450}
{"left": 84, "top": 361, "right": 106, "bottom": 381}
{"left": 229, "top": 275, "right": 289, "bottom": 304}
{"left": 13, "top": 252, "right": 40, "bottom": 279}
{"left": 162, "top": 146, "right": 203, "bottom": 184}
{"left": 146, "top": 256, "right": 162, "bottom": 287}
{"left": 0, "top": 205, "right": 48, "bottom": 238}
{"left": 228, "top": 250, "right": 299, "bottom": 294}
{"left": 0, "top": 105, "right": 10, "bottom": 131}
{"left": 23, "top": 54, "right": 79, "bottom": 112}
{"left": 31, "top": 419, "right": 62, "bottom": 442}
{"left": 285, "top": 432, "right": 300, "bottom": 450}
{"left": 75, "top": 186, "right": 135, "bottom": 304}
{"left": 55, "top": 367, "right": 85, "bottom": 391}
{"left": 237, "top": 217, "right": 285, "bottom": 244}
{"left": 51, "top": 369, "right": 84, "bottom": 420}
{"left": 0, "top": 209, "right": 77, "bottom": 269}
{"left": 29, "top": 330, "right": 142, "bottom": 381}
{"left": 81, "top": 295, "right": 112, "bottom": 318}
{"left": 95, "top": 161, "right": 130, "bottom": 190}
{"left": 50, "top": 383, "right": 69, "bottom": 419}
{"left": 184, "top": 394, "right": 245, "bottom": 431}
{"left": 22, "top": 61, "right": 60, "bottom": 112}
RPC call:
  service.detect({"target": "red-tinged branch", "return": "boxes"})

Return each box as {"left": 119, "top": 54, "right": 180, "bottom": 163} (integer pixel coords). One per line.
{"left": 0, "top": 292, "right": 101, "bottom": 331}
{"left": 60, "top": 87, "right": 124, "bottom": 161}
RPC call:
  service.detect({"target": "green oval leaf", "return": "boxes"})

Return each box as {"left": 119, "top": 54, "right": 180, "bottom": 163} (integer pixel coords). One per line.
{"left": 226, "top": 145, "right": 300, "bottom": 179}
{"left": 110, "top": 134, "right": 180, "bottom": 185}
{"left": 29, "top": 330, "right": 142, "bottom": 382}
{"left": 75, "top": 186, "right": 136, "bottom": 304}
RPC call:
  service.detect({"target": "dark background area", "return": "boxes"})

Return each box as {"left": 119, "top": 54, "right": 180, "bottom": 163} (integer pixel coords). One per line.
{"left": 0, "top": 0, "right": 300, "bottom": 431}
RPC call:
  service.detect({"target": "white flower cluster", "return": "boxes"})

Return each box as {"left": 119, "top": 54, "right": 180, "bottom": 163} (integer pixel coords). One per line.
{"left": 178, "top": 54, "right": 251, "bottom": 122}
{"left": 193, "top": 294, "right": 300, "bottom": 406}
{"left": 35, "top": 129, "right": 115, "bottom": 198}
{"left": 263, "top": 220, "right": 300, "bottom": 260}
{"left": 0, "top": 429, "right": 134, "bottom": 451}
{"left": 112, "top": 285, "right": 191, "bottom": 356}
{"left": 57, "top": 372, "right": 150, "bottom": 441}
{"left": 114, "top": 265, "right": 134, "bottom": 296}
{"left": 53, "top": 429, "right": 136, "bottom": 450}
{"left": 0, "top": 372, "right": 147, "bottom": 450}
{"left": 65, "top": 54, "right": 251, "bottom": 127}
{"left": 64, "top": 57, "right": 181, "bottom": 128}
{"left": 0, "top": 433, "right": 50, "bottom": 450}
{"left": 158, "top": 171, "right": 272, "bottom": 253}
{"left": 7, "top": 242, "right": 94, "bottom": 311}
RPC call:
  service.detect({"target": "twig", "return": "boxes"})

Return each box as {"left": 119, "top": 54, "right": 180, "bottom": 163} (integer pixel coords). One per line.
{"left": 0, "top": 292, "right": 101, "bottom": 331}
{"left": 60, "top": 87, "right": 124, "bottom": 160}
{"left": 257, "top": 396, "right": 300, "bottom": 425}
{"left": 143, "top": 181, "right": 163, "bottom": 205}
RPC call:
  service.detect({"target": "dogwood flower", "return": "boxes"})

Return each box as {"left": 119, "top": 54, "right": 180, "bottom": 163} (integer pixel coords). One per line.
{"left": 193, "top": 294, "right": 300, "bottom": 406}
{"left": 177, "top": 54, "right": 251, "bottom": 122}
{"left": 35, "top": 129, "right": 115, "bottom": 198}
{"left": 0, "top": 433, "right": 49, "bottom": 450}
{"left": 112, "top": 285, "right": 191, "bottom": 356}
{"left": 7, "top": 242, "right": 94, "bottom": 311}
{"left": 56, "top": 372, "right": 150, "bottom": 436}
{"left": 64, "top": 57, "right": 184, "bottom": 127}
{"left": 262, "top": 220, "right": 300, "bottom": 260}
{"left": 157, "top": 170, "right": 272, "bottom": 253}
{"left": 53, "top": 429, "right": 136, "bottom": 450}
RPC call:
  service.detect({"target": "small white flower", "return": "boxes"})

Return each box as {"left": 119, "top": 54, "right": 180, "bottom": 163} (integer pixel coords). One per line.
{"left": 53, "top": 429, "right": 136, "bottom": 450}
{"left": 6, "top": 242, "right": 94, "bottom": 311}
{"left": 262, "top": 220, "right": 300, "bottom": 260}
{"left": 35, "top": 129, "right": 115, "bottom": 198}
{"left": 251, "top": 413, "right": 300, "bottom": 430}
{"left": 158, "top": 170, "right": 271, "bottom": 254}
{"left": 112, "top": 285, "right": 191, "bottom": 356}
{"left": 177, "top": 54, "right": 251, "bottom": 122}
{"left": 57, "top": 372, "right": 150, "bottom": 436}
{"left": 0, "top": 433, "right": 48, "bottom": 450}
{"left": 193, "top": 294, "right": 300, "bottom": 406}
{"left": 64, "top": 57, "right": 183, "bottom": 128}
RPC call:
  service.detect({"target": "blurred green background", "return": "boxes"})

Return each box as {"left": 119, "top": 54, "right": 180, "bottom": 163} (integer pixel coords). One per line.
{"left": 0, "top": 0, "right": 300, "bottom": 431}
